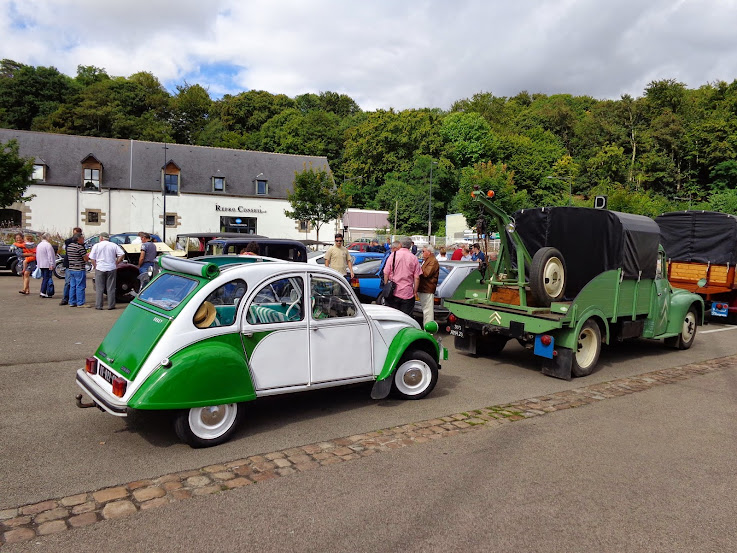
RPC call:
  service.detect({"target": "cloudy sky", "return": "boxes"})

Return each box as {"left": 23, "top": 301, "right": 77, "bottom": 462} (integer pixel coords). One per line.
{"left": 2, "top": 0, "right": 737, "bottom": 110}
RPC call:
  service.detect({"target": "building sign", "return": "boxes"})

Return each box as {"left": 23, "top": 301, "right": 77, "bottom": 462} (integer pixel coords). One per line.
{"left": 215, "top": 204, "right": 266, "bottom": 214}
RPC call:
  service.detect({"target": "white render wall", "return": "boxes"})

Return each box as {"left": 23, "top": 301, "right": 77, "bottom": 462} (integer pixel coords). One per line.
{"left": 23, "top": 185, "right": 337, "bottom": 242}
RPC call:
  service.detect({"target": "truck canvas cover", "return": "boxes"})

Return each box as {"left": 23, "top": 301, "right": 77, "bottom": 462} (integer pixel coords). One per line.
{"left": 514, "top": 207, "right": 660, "bottom": 298}
{"left": 656, "top": 211, "right": 737, "bottom": 265}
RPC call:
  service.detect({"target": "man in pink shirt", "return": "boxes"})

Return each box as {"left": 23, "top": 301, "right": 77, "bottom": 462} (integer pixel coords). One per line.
{"left": 383, "top": 238, "right": 421, "bottom": 316}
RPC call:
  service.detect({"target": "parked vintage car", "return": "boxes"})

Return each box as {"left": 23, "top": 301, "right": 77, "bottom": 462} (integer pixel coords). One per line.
{"left": 308, "top": 251, "right": 386, "bottom": 271}
{"left": 206, "top": 238, "right": 307, "bottom": 262}
{"left": 75, "top": 256, "right": 445, "bottom": 447}
{"left": 412, "top": 261, "right": 479, "bottom": 324}
{"left": 175, "top": 232, "right": 268, "bottom": 258}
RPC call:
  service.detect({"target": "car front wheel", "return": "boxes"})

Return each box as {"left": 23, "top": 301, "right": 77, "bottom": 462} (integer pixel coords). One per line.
{"left": 391, "top": 350, "right": 438, "bottom": 400}
{"left": 174, "top": 403, "right": 241, "bottom": 448}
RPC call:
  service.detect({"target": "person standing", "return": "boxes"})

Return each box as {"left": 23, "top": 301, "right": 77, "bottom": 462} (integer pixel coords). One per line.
{"left": 60, "top": 227, "right": 83, "bottom": 305}
{"left": 36, "top": 233, "right": 56, "bottom": 298}
{"left": 471, "top": 243, "right": 486, "bottom": 263}
{"left": 437, "top": 247, "right": 448, "bottom": 261}
{"left": 18, "top": 233, "right": 37, "bottom": 295}
{"left": 66, "top": 233, "right": 89, "bottom": 307}
{"left": 367, "top": 239, "right": 384, "bottom": 253}
{"left": 324, "top": 233, "right": 354, "bottom": 278}
{"left": 451, "top": 244, "right": 464, "bottom": 261}
{"left": 410, "top": 241, "right": 418, "bottom": 255}
{"left": 137, "top": 233, "right": 158, "bottom": 274}
{"left": 461, "top": 245, "right": 472, "bottom": 261}
{"left": 89, "top": 232, "right": 124, "bottom": 310}
{"left": 418, "top": 246, "right": 440, "bottom": 326}
{"left": 383, "top": 238, "right": 421, "bottom": 316}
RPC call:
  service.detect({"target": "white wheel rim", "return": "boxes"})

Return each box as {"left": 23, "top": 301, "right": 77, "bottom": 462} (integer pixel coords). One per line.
{"left": 576, "top": 327, "right": 597, "bottom": 368}
{"left": 394, "top": 359, "right": 432, "bottom": 396}
{"left": 188, "top": 404, "right": 237, "bottom": 440}
{"left": 543, "top": 257, "right": 564, "bottom": 298}
{"left": 681, "top": 312, "right": 696, "bottom": 342}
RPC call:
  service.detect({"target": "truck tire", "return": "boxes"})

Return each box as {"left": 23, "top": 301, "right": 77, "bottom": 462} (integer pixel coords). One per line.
{"left": 479, "top": 335, "right": 509, "bottom": 355}
{"left": 529, "top": 247, "right": 566, "bottom": 307}
{"left": 665, "top": 306, "right": 697, "bottom": 350}
{"left": 571, "top": 319, "right": 602, "bottom": 377}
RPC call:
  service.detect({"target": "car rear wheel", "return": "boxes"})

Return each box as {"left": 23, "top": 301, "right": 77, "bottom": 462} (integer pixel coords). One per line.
{"left": 391, "top": 350, "right": 438, "bottom": 400}
{"left": 174, "top": 403, "right": 241, "bottom": 448}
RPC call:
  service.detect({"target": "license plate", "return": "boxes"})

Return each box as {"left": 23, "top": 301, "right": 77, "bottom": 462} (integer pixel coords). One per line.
{"left": 711, "top": 303, "right": 728, "bottom": 317}
{"left": 449, "top": 323, "right": 464, "bottom": 338}
{"left": 98, "top": 364, "right": 116, "bottom": 385}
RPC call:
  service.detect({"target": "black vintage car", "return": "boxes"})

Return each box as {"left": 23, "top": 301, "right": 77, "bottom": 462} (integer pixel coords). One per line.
{"left": 0, "top": 243, "right": 20, "bottom": 274}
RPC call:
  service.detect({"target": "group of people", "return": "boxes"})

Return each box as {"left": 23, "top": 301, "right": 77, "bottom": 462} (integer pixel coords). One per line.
{"left": 448, "top": 243, "right": 489, "bottom": 262}
{"left": 13, "top": 231, "right": 55, "bottom": 297}
{"left": 323, "top": 234, "right": 440, "bottom": 326}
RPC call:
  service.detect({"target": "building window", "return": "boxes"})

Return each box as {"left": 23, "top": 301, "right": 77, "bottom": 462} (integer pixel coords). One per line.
{"left": 83, "top": 168, "right": 100, "bottom": 190}
{"left": 165, "top": 214, "right": 177, "bottom": 227}
{"left": 32, "top": 164, "right": 45, "bottom": 182}
{"left": 299, "top": 220, "right": 310, "bottom": 232}
{"left": 256, "top": 179, "right": 268, "bottom": 195}
{"left": 165, "top": 174, "right": 179, "bottom": 195}
{"left": 213, "top": 176, "right": 225, "bottom": 192}
{"left": 220, "top": 216, "right": 257, "bottom": 234}
{"left": 83, "top": 209, "right": 104, "bottom": 226}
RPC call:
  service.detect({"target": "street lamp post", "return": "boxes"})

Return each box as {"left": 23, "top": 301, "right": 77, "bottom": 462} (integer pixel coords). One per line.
{"left": 162, "top": 142, "right": 168, "bottom": 242}
{"left": 428, "top": 161, "right": 438, "bottom": 243}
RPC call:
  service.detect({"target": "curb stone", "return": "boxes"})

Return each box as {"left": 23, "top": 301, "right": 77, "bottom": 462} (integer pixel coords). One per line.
{"left": 2, "top": 355, "right": 735, "bottom": 546}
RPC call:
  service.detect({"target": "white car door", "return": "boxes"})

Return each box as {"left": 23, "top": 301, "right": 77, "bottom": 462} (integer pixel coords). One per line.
{"left": 308, "top": 274, "right": 373, "bottom": 383}
{"left": 241, "top": 274, "right": 309, "bottom": 391}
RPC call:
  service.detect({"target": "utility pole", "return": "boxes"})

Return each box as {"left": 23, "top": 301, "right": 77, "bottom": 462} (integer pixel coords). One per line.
{"left": 162, "top": 142, "right": 168, "bottom": 242}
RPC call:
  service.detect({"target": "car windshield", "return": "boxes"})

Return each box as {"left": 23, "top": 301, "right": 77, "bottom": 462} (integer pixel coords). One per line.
{"left": 138, "top": 273, "right": 199, "bottom": 310}
{"left": 438, "top": 265, "right": 451, "bottom": 285}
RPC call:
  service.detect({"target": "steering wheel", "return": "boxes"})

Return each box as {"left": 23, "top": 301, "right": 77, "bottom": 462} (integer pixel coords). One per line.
{"left": 285, "top": 297, "right": 301, "bottom": 320}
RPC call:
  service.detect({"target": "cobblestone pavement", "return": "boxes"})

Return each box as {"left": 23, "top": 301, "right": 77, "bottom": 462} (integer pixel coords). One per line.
{"left": 2, "top": 355, "right": 735, "bottom": 546}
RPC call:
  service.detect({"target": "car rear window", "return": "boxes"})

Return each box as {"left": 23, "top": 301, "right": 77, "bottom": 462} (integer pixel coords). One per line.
{"left": 138, "top": 273, "right": 198, "bottom": 310}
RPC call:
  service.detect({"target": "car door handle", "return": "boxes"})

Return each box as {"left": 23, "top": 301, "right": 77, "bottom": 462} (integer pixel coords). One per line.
{"left": 311, "top": 326, "right": 319, "bottom": 331}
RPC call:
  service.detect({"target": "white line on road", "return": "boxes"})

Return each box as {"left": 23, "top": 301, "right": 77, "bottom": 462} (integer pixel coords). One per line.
{"left": 701, "top": 326, "right": 737, "bottom": 334}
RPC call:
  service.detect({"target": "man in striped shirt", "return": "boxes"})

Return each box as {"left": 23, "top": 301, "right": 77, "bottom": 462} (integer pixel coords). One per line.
{"left": 66, "top": 233, "right": 90, "bottom": 308}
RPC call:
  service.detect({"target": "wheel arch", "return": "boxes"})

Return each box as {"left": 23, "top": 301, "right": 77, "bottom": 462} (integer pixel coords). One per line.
{"left": 377, "top": 328, "right": 438, "bottom": 381}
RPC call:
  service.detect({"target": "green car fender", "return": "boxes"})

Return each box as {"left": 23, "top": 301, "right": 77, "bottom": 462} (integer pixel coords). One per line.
{"left": 553, "top": 307, "right": 610, "bottom": 350}
{"left": 664, "top": 290, "right": 704, "bottom": 336}
{"left": 128, "top": 333, "right": 256, "bottom": 410}
{"left": 376, "top": 327, "right": 439, "bottom": 382}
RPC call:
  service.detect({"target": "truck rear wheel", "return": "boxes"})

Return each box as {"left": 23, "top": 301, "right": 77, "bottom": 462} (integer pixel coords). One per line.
{"left": 571, "top": 319, "right": 601, "bottom": 377}
{"left": 529, "top": 247, "right": 566, "bottom": 307}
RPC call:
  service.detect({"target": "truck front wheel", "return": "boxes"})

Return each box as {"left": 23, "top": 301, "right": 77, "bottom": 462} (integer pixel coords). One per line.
{"left": 571, "top": 319, "right": 602, "bottom": 377}
{"left": 665, "top": 307, "right": 697, "bottom": 350}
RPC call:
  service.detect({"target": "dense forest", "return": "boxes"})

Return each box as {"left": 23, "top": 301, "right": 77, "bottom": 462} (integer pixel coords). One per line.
{"left": 2, "top": 59, "right": 737, "bottom": 234}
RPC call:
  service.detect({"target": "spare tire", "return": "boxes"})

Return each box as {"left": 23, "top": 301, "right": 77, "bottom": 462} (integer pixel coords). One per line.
{"left": 529, "top": 247, "right": 566, "bottom": 306}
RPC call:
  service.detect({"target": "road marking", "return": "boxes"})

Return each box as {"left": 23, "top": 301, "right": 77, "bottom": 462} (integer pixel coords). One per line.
{"left": 701, "top": 326, "right": 737, "bottom": 334}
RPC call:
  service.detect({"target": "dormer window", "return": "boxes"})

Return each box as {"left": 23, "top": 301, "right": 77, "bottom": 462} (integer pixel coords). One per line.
{"left": 32, "top": 164, "right": 45, "bottom": 182}
{"left": 81, "top": 154, "right": 102, "bottom": 191}
{"left": 163, "top": 161, "right": 181, "bottom": 195}
{"left": 213, "top": 176, "right": 225, "bottom": 192}
{"left": 256, "top": 179, "right": 268, "bottom": 195}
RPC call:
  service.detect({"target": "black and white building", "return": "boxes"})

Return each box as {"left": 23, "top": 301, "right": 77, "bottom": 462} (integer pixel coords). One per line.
{"left": 0, "top": 129, "right": 333, "bottom": 240}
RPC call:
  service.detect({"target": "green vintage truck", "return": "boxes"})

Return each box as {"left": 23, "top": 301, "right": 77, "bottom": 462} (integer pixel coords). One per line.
{"left": 444, "top": 190, "right": 704, "bottom": 380}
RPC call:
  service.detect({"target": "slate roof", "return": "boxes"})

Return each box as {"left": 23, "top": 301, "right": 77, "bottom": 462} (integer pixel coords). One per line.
{"left": 0, "top": 129, "right": 331, "bottom": 199}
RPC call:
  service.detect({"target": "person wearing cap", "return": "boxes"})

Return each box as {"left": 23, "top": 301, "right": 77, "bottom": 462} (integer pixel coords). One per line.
{"left": 89, "top": 232, "right": 124, "bottom": 310}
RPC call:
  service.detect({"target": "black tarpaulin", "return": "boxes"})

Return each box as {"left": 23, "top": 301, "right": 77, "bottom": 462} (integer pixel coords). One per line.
{"left": 656, "top": 211, "right": 737, "bottom": 265}
{"left": 513, "top": 207, "right": 660, "bottom": 298}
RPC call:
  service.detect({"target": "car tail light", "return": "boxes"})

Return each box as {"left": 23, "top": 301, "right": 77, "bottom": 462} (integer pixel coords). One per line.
{"left": 350, "top": 277, "right": 359, "bottom": 288}
{"left": 448, "top": 314, "right": 457, "bottom": 324}
{"left": 85, "top": 357, "right": 98, "bottom": 375}
{"left": 540, "top": 335, "right": 552, "bottom": 346}
{"left": 434, "top": 297, "right": 441, "bottom": 304}
{"left": 112, "top": 377, "right": 127, "bottom": 398}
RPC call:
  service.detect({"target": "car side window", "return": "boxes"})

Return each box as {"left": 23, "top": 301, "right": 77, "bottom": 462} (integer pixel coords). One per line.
{"left": 310, "top": 276, "right": 358, "bottom": 319}
{"left": 194, "top": 279, "right": 247, "bottom": 329}
{"left": 246, "top": 277, "right": 304, "bottom": 324}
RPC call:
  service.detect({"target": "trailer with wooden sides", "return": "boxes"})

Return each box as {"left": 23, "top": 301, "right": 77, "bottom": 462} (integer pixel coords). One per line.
{"left": 656, "top": 211, "right": 737, "bottom": 321}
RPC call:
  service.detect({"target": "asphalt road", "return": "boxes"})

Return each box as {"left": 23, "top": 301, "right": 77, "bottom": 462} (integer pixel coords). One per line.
{"left": 2, "top": 269, "right": 737, "bottom": 546}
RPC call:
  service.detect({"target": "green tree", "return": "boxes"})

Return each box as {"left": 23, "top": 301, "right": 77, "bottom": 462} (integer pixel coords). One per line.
{"left": 454, "top": 162, "right": 529, "bottom": 228}
{"left": 440, "top": 112, "right": 494, "bottom": 168}
{"left": 709, "top": 160, "right": 737, "bottom": 191}
{"left": 170, "top": 83, "right": 212, "bottom": 145}
{"left": 0, "top": 140, "right": 34, "bottom": 207}
{"left": 285, "top": 165, "right": 350, "bottom": 241}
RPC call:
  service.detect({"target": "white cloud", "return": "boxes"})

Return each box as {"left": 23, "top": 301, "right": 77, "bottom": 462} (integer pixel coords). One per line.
{"left": 2, "top": 0, "right": 737, "bottom": 110}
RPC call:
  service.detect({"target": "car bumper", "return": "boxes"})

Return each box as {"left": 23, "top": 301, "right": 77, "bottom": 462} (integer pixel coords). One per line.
{"left": 413, "top": 301, "right": 450, "bottom": 324}
{"left": 75, "top": 369, "right": 128, "bottom": 416}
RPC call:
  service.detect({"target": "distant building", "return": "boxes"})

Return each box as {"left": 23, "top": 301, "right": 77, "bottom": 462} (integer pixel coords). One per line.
{"left": 341, "top": 208, "right": 390, "bottom": 241}
{"left": 0, "top": 129, "right": 333, "bottom": 240}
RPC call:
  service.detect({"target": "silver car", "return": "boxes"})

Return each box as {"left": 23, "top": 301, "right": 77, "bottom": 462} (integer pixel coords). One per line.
{"left": 413, "top": 261, "right": 479, "bottom": 324}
